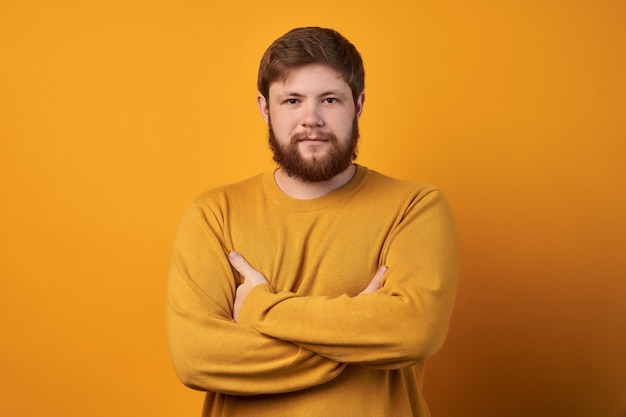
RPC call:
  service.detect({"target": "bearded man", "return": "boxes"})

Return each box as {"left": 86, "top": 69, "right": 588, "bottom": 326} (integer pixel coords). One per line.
{"left": 167, "top": 26, "right": 459, "bottom": 417}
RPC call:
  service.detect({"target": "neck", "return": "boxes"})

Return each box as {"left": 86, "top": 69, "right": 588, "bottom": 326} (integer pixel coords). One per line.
{"left": 274, "top": 164, "right": 357, "bottom": 200}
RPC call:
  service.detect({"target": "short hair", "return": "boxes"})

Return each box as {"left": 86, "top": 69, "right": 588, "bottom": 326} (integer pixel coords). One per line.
{"left": 257, "top": 27, "right": 365, "bottom": 104}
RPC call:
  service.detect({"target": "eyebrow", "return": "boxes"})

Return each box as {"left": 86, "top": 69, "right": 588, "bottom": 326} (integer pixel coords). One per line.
{"left": 278, "top": 90, "right": 349, "bottom": 99}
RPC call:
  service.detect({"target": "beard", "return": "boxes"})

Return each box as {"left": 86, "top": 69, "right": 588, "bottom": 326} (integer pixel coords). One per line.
{"left": 268, "top": 116, "right": 360, "bottom": 183}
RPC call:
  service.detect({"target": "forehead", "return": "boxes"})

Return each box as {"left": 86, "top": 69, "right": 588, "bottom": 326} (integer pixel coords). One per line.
{"left": 269, "top": 63, "right": 351, "bottom": 97}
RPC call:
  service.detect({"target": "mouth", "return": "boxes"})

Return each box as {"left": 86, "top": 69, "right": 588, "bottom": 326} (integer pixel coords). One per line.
{"left": 292, "top": 131, "right": 335, "bottom": 146}
{"left": 298, "top": 137, "right": 328, "bottom": 143}
{"left": 295, "top": 133, "right": 332, "bottom": 142}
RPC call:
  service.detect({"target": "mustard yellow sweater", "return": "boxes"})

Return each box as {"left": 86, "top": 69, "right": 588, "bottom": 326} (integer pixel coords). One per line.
{"left": 167, "top": 165, "right": 459, "bottom": 417}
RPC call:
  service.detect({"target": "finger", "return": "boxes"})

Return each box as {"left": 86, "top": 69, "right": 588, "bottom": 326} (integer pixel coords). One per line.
{"left": 360, "top": 266, "right": 387, "bottom": 294}
{"left": 228, "top": 251, "right": 253, "bottom": 275}
{"left": 375, "top": 265, "right": 387, "bottom": 279}
{"left": 370, "top": 265, "right": 387, "bottom": 288}
{"left": 228, "top": 251, "right": 269, "bottom": 286}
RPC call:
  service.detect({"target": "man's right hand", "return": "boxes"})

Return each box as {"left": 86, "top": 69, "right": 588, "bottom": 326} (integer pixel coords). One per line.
{"left": 229, "top": 251, "right": 270, "bottom": 322}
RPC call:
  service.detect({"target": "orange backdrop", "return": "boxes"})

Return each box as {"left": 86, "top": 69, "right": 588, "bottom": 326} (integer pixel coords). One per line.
{"left": 1, "top": 1, "right": 624, "bottom": 416}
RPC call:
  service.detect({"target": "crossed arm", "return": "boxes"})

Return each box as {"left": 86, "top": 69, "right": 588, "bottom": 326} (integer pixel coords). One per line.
{"left": 168, "top": 189, "right": 459, "bottom": 394}
{"left": 229, "top": 250, "right": 387, "bottom": 322}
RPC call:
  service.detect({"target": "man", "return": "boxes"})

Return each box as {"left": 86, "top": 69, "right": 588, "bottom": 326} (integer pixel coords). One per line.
{"left": 167, "top": 27, "right": 459, "bottom": 417}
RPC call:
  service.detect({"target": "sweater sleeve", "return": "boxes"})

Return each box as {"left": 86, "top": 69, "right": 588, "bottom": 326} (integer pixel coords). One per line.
{"left": 166, "top": 202, "right": 345, "bottom": 395}
{"left": 236, "top": 189, "right": 460, "bottom": 369}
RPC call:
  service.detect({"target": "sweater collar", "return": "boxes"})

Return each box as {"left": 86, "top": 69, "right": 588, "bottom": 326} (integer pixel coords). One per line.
{"left": 263, "top": 164, "right": 369, "bottom": 211}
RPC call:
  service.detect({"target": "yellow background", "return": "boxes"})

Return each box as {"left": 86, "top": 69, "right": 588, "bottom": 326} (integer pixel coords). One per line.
{"left": 1, "top": 1, "right": 624, "bottom": 416}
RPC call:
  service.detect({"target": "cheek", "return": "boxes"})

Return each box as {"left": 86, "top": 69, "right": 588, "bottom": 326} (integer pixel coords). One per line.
{"left": 328, "top": 113, "right": 356, "bottom": 135}
{"left": 270, "top": 111, "right": 298, "bottom": 133}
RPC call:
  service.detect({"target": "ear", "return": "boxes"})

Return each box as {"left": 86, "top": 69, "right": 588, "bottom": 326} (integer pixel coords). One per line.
{"left": 257, "top": 94, "right": 270, "bottom": 124}
{"left": 355, "top": 92, "right": 365, "bottom": 119}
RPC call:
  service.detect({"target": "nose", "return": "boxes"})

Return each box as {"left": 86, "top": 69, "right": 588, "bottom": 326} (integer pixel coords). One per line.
{"left": 300, "top": 101, "right": 324, "bottom": 128}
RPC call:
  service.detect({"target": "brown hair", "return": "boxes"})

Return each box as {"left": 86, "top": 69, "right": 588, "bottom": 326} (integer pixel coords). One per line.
{"left": 257, "top": 27, "right": 365, "bottom": 104}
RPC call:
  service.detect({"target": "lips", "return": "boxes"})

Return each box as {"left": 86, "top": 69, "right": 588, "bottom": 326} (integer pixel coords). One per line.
{"left": 298, "top": 137, "right": 327, "bottom": 142}
{"left": 294, "top": 132, "right": 333, "bottom": 142}
{"left": 290, "top": 131, "right": 337, "bottom": 147}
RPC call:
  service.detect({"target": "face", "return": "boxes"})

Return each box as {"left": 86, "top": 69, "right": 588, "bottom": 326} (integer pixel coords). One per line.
{"left": 258, "top": 63, "right": 365, "bottom": 183}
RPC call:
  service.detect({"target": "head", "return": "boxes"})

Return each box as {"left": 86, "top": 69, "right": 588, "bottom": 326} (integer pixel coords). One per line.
{"left": 257, "top": 27, "right": 366, "bottom": 183}
{"left": 258, "top": 27, "right": 365, "bottom": 106}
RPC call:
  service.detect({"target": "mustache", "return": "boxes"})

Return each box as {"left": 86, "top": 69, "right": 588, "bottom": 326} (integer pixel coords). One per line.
{"left": 291, "top": 131, "right": 337, "bottom": 142}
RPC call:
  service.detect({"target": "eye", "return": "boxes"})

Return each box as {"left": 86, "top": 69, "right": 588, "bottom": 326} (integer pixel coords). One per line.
{"left": 323, "top": 97, "right": 337, "bottom": 104}
{"left": 284, "top": 98, "right": 299, "bottom": 105}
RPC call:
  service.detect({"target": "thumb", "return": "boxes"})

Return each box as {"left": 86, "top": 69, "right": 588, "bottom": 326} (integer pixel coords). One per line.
{"left": 228, "top": 251, "right": 268, "bottom": 286}
{"left": 360, "top": 266, "right": 387, "bottom": 294}
{"left": 228, "top": 251, "right": 249, "bottom": 272}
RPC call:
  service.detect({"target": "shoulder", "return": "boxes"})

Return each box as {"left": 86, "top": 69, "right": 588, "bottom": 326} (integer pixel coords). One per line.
{"left": 360, "top": 168, "right": 456, "bottom": 234}
{"left": 362, "top": 167, "right": 443, "bottom": 200}
{"left": 178, "top": 173, "right": 267, "bottom": 227}
{"left": 192, "top": 173, "right": 266, "bottom": 208}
